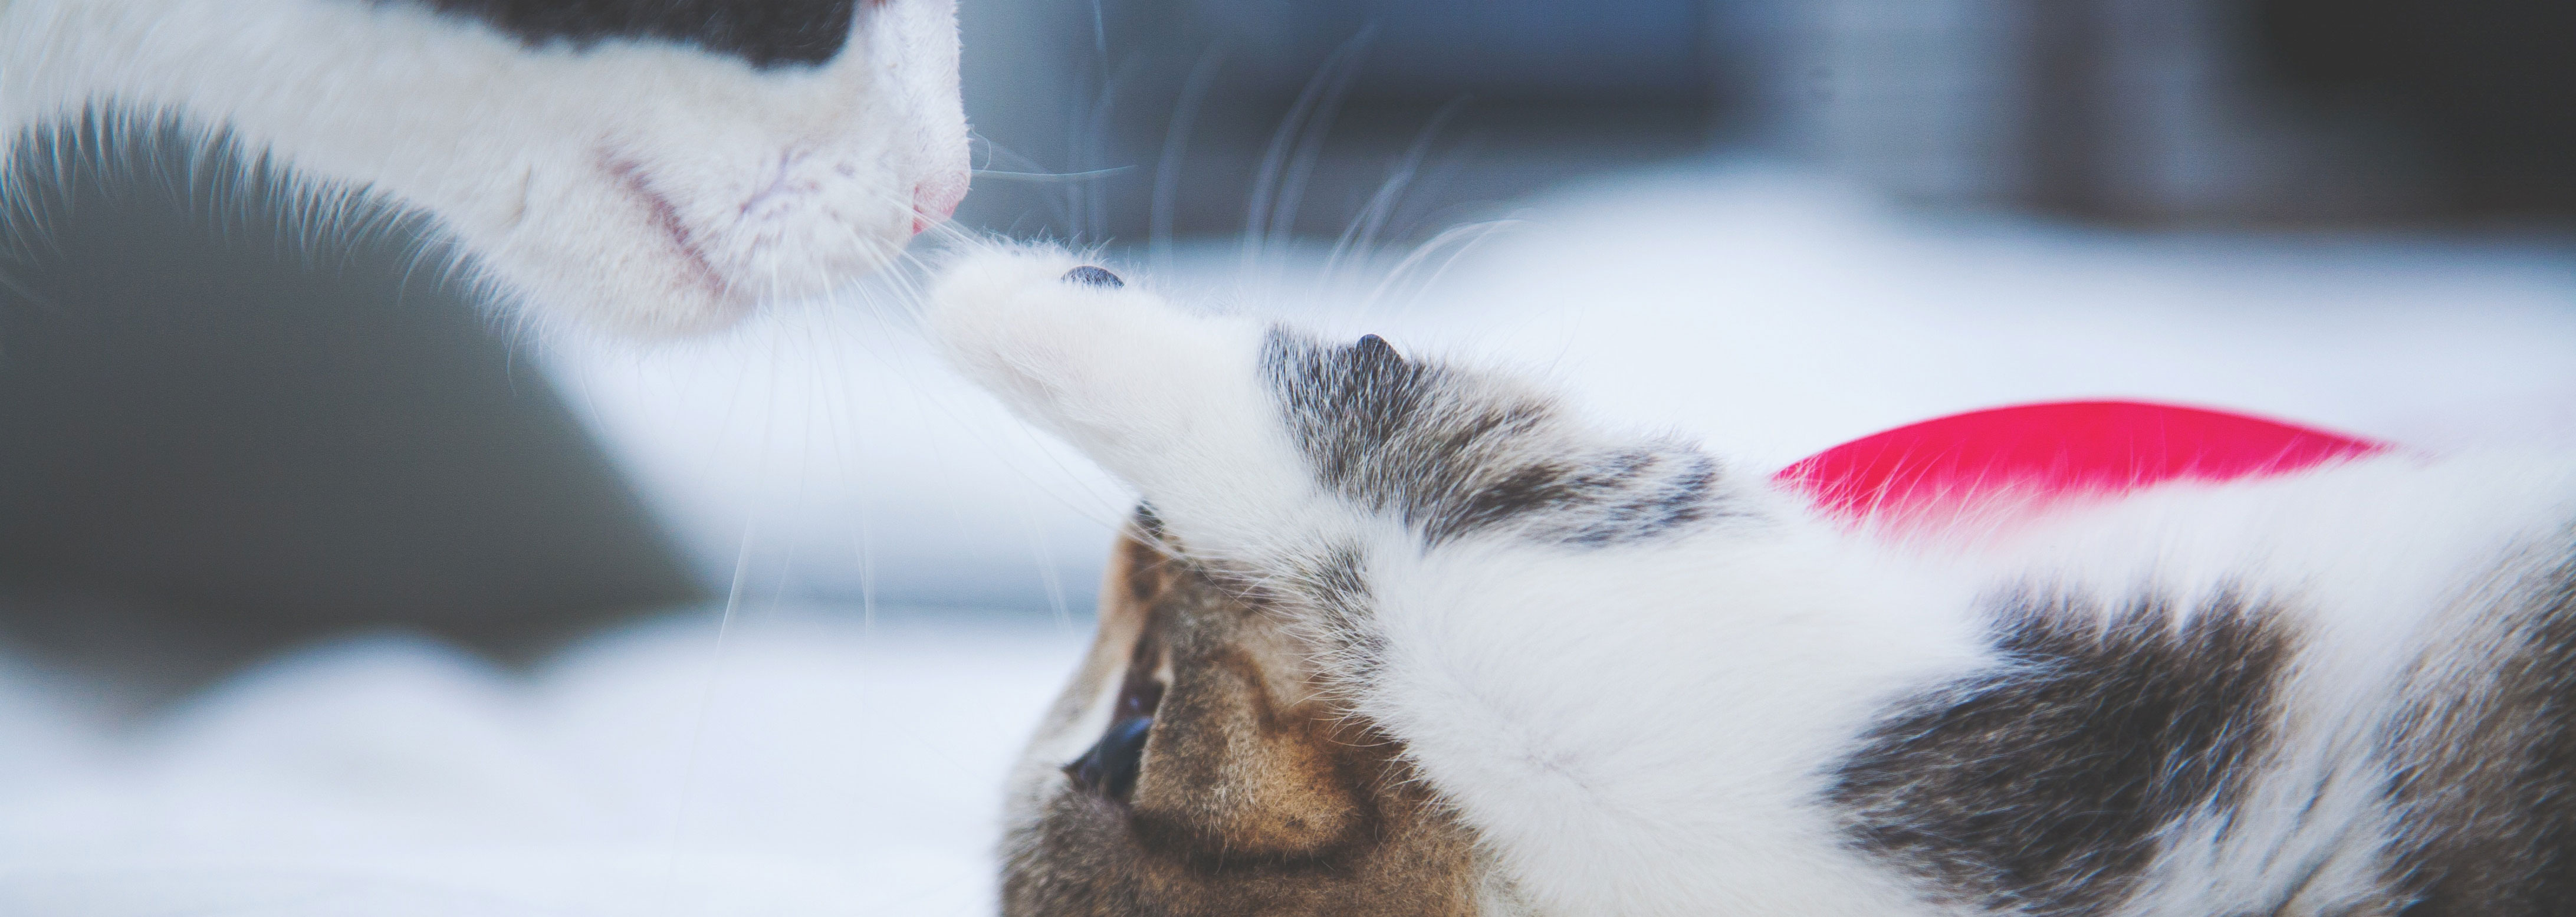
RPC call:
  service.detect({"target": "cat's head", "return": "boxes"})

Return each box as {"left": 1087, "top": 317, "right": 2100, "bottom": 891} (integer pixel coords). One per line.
{"left": 937, "top": 246, "right": 1493, "bottom": 914}
{"left": 998, "top": 517, "right": 1488, "bottom": 916}
{"left": 931, "top": 245, "right": 1693, "bottom": 915}
{"left": 5, "top": 0, "right": 970, "bottom": 337}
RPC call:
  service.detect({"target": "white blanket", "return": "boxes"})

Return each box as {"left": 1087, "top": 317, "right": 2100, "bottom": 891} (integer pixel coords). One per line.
{"left": 0, "top": 611, "right": 1085, "bottom": 916}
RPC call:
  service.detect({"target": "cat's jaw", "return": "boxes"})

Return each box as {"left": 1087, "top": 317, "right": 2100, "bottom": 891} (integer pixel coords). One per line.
{"left": 0, "top": 0, "right": 970, "bottom": 338}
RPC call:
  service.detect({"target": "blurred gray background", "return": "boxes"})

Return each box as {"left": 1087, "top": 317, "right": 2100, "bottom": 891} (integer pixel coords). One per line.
{"left": 4, "top": 0, "right": 2570, "bottom": 695}
{"left": 960, "top": 0, "right": 2575, "bottom": 239}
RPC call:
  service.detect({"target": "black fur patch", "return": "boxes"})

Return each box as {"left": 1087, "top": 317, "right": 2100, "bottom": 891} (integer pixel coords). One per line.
{"left": 1132, "top": 502, "right": 1167, "bottom": 542}
{"left": 1832, "top": 588, "right": 2295, "bottom": 913}
{"left": 1262, "top": 330, "right": 1721, "bottom": 548}
{"left": 390, "top": 0, "right": 860, "bottom": 68}
{"left": 2381, "top": 541, "right": 2576, "bottom": 915}
{"left": 1063, "top": 266, "right": 1125, "bottom": 289}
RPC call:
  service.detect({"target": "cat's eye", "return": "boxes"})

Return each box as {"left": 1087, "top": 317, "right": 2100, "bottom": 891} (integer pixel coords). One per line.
{"left": 1062, "top": 265, "right": 1123, "bottom": 288}
{"left": 1064, "top": 643, "right": 1164, "bottom": 802}
{"left": 1067, "top": 712, "right": 1154, "bottom": 801}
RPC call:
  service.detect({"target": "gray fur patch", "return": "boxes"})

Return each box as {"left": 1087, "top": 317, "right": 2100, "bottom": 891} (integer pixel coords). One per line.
{"left": 2380, "top": 537, "right": 2576, "bottom": 915}
{"left": 1262, "top": 330, "right": 1723, "bottom": 548}
{"left": 1832, "top": 587, "right": 2296, "bottom": 915}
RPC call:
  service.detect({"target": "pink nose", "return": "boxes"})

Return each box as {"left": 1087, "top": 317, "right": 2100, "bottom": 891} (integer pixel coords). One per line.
{"left": 910, "top": 173, "right": 969, "bottom": 235}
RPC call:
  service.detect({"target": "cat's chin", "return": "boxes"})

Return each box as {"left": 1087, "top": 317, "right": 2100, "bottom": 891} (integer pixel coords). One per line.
{"left": 482, "top": 240, "right": 906, "bottom": 341}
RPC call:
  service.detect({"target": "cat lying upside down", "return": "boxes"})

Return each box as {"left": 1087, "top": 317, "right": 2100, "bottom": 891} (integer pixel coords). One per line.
{"left": 932, "top": 246, "right": 2576, "bottom": 916}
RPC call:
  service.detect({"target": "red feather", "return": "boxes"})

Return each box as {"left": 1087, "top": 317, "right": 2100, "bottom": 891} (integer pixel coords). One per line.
{"left": 1776, "top": 401, "right": 2390, "bottom": 529}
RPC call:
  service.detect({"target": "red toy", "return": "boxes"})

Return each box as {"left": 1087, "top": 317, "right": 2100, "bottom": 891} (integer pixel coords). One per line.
{"left": 1776, "top": 400, "right": 2391, "bottom": 531}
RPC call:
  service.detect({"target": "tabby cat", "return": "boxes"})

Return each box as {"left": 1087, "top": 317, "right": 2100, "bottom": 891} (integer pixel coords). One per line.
{"left": 937, "top": 245, "right": 2576, "bottom": 916}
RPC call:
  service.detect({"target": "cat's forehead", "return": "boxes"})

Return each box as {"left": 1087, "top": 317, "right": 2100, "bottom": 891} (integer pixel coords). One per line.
{"left": 400, "top": 0, "right": 868, "bottom": 68}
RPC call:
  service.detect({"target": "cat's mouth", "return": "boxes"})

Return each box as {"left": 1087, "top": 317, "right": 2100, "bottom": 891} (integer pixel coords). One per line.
{"left": 594, "top": 148, "right": 949, "bottom": 306}
{"left": 599, "top": 153, "right": 738, "bottom": 300}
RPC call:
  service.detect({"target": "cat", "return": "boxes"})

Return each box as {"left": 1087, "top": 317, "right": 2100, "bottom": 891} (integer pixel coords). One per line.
{"left": 932, "top": 244, "right": 2576, "bottom": 916}
{"left": 0, "top": 0, "right": 968, "bottom": 337}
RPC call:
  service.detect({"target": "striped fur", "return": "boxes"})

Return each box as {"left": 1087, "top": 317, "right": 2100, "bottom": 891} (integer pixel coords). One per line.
{"left": 1263, "top": 332, "right": 1727, "bottom": 548}
{"left": 937, "top": 245, "right": 2576, "bottom": 916}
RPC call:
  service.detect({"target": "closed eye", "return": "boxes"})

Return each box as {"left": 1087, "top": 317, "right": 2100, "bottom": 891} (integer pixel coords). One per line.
{"left": 1065, "top": 641, "right": 1165, "bottom": 803}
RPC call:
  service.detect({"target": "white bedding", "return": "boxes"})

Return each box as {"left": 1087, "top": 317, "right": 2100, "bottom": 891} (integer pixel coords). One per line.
{"left": 0, "top": 610, "right": 1087, "bottom": 916}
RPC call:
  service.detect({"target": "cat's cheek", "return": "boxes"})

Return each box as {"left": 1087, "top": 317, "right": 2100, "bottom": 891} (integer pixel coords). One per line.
{"left": 468, "top": 170, "right": 760, "bottom": 339}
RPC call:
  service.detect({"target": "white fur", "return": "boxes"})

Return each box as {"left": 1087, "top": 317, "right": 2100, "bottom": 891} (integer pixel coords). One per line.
{"left": 934, "top": 245, "right": 2576, "bottom": 915}
{"left": 0, "top": 0, "right": 968, "bottom": 337}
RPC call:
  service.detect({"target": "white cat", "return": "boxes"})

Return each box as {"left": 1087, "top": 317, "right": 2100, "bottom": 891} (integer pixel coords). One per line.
{"left": 0, "top": 0, "right": 968, "bottom": 337}
{"left": 937, "top": 245, "right": 2576, "bottom": 916}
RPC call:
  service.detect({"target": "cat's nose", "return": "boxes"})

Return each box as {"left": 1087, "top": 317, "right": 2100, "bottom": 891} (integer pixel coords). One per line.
{"left": 910, "top": 175, "right": 968, "bottom": 235}
{"left": 1062, "top": 266, "right": 1123, "bottom": 288}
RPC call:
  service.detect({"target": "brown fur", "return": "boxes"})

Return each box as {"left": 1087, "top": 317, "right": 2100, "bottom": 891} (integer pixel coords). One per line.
{"left": 1001, "top": 527, "right": 1487, "bottom": 916}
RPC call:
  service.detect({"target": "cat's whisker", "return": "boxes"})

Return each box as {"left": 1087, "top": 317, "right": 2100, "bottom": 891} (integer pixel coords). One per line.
{"left": 1359, "top": 216, "right": 1524, "bottom": 315}
{"left": 1149, "top": 44, "right": 1228, "bottom": 277}
{"left": 967, "top": 131, "right": 1059, "bottom": 177}
{"left": 969, "top": 167, "right": 1136, "bottom": 184}
{"left": 1323, "top": 97, "right": 1466, "bottom": 293}
{"left": 1241, "top": 29, "right": 1372, "bottom": 285}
